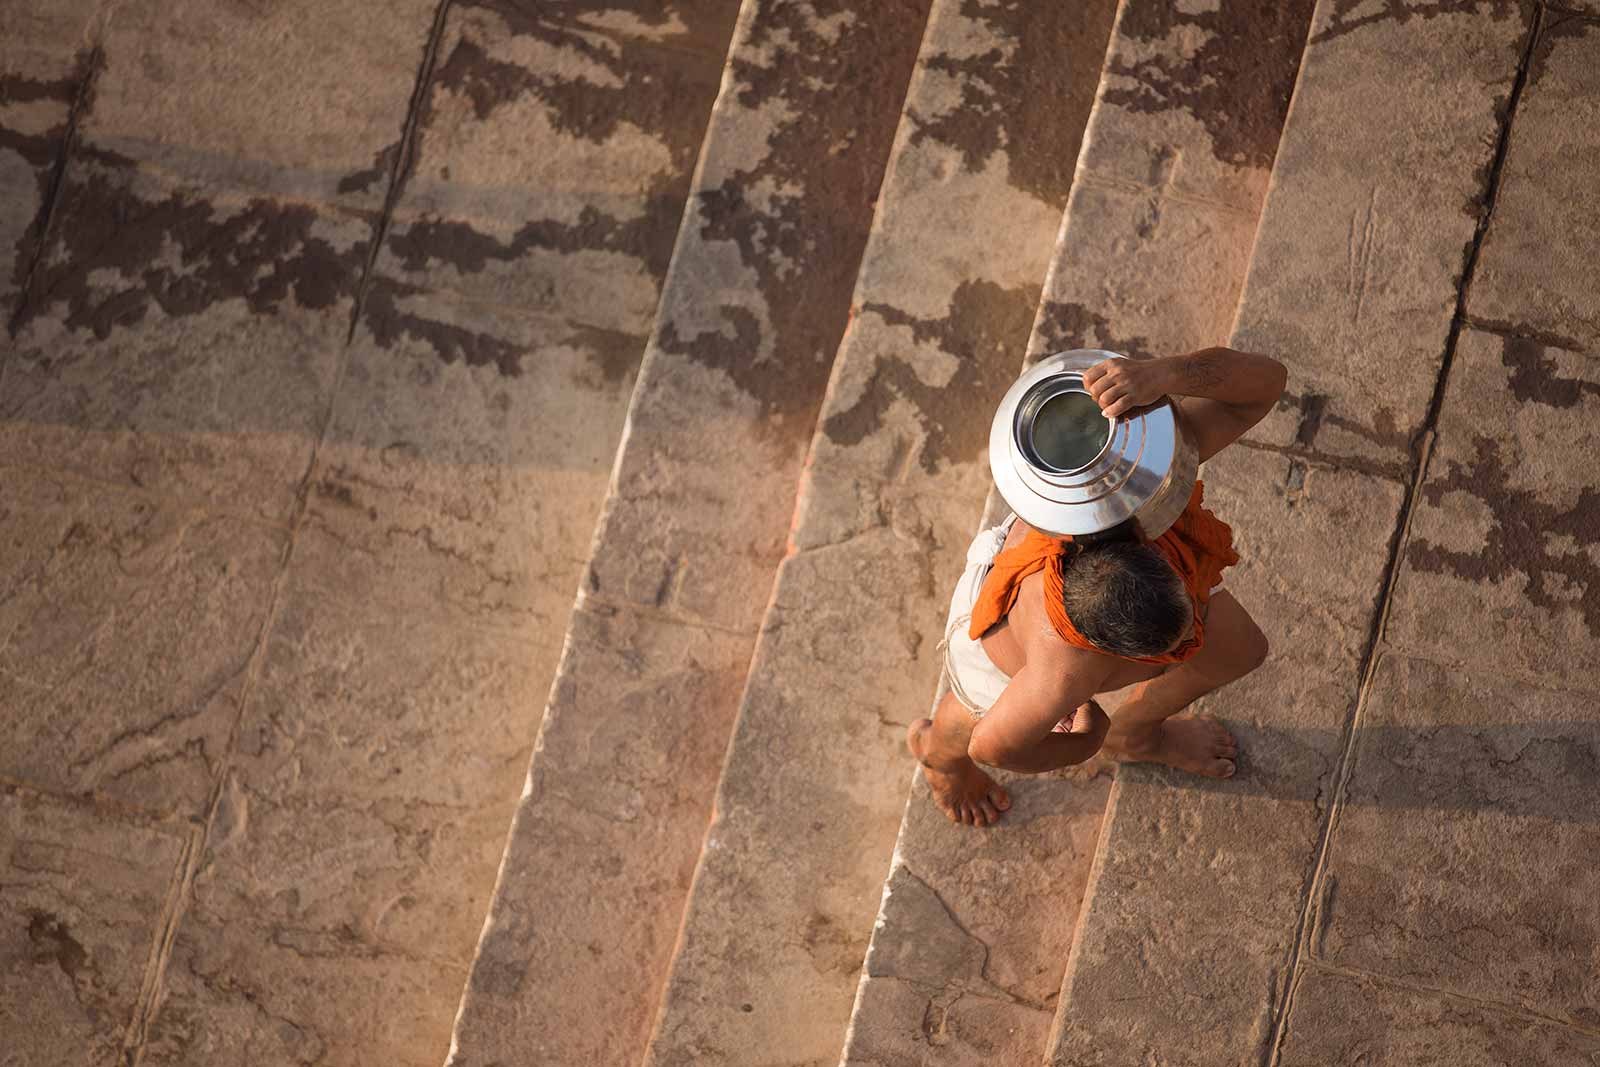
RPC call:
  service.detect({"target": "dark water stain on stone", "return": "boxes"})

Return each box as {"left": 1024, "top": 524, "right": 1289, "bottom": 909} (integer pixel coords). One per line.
{"left": 1103, "top": 0, "right": 1316, "bottom": 171}
{"left": 14, "top": 152, "right": 366, "bottom": 339}
{"left": 1500, "top": 334, "right": 1600, "bottom": 408}
{"left": 909, "top": 0, "right": 1117, "bottom": 205}
{"left": 821, "top": 279, "right": 1038, "bottom": 473}
{"left": 1278, "top": 387, "right": 1410, "bottom": 453}
{"left": 440, "top": 1, "right": 735, "bottom": 176}
{"left": 1312, "top": 0, "right": 1525, "bottom": 47}
{"left": 28, "top": 911, "right": 90, "bottom": 979}
{"left": 371, "top": 205, "right": 666, "bottom": 378}
{"left": 1409, "top": 435, "right": 1600, "bottom": 634}
{"left": 1, "top": 57, "right": 93, "bottom": 304}
{"left": 1028, "top": 300, "right": 1157, "bottom": 363}
{"left": 336, "top": 141, "right": 400, "bottom": 197}
{"left": 654, "top": 0, "right": 931, "bottom": 436}
{"left": 368, "top": 2, "right": 739, "bottom": 380}
{"left": 363, "top": 276, "right": 524, "bottom": 377}
{"left": 566, "top": 323, "right": 644, "bottom": 385}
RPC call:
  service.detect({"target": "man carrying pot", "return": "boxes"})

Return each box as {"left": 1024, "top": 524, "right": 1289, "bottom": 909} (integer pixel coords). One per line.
{"left": 907, "top": 347, "right": 1288, "bottom": 826}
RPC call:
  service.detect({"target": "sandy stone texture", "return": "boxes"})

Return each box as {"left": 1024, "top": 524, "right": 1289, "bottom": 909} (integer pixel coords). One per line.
{"left": 1233, "top": 2, "right": 1531, "bottom": 469}
{"left": 843, "top": 975, "right": 1053, "bottom": 1067}
{"left": 359, "top": 0, "right": 738, "bottom": 473}
{"left": 311, "top": 299, "right": 633, "bottom": 634}
{"left": 133, "top": 596, "right": 542, "bottom": 1065}
{"left": 840, "top": 764, "right": 1112, "bottom": 1067}
{"left": 1315, "top": 654, "right": 1600, "bottom": 1028}
{"left": 1275, "top": 966, "right": 1600, "bottom": 1066}
{"left": 0, "top": 470, "right": 285, "bottom": 817}
{"left": 1387, "top": 327, "right": 1600, "bottom": 691}
{"left": 5, "top": 158, "right": 364, "bottom": 524}
{"left": 0, "top": 784, "right": 188, "bottom": 1066}
{"left": 81, "top": 0, "right": 439, "bottom": 210}
{"left": 141, "top": 907, "right": 468, "bottom": 1067}
{"left": 1048, "top": 446, "right": 1406, "bottom": 1067}
{"left": 1470, "top": 14, "right": 1600, "bottom": 350}
{"left": 446, "top": 603, "right": 753, "bottom": 1067}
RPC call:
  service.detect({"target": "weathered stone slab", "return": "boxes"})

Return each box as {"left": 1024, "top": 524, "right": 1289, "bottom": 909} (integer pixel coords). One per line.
{"left": 1025, "top": 0, "right": 1314, "bottom": 367}
{"left": 81, "top": 0, "right": 438, "bottom": 211}
{"left": 132, "top": 584, "right": 543, "bottom": 1065}
{"left": 1387, "top": 327, "right": 1600, "bottom": 691}
{"left": 1315, "top": 656, "right": 1600, "bottom": 1027}
{"left": 842, "top": 975, "right": 1053, "bottom": 1067}
{"left": 445, "top": 604, "right": 754, "bottom": 1067}
{"left": 1047, "top": 447, "right": 1406, "bottom": 1066}
{"left": 142, "top": 907, "right": 467, "bottom": 1067}
{"left": 641, "top": 0, "right": 1125, "bottom": 1061}
{"left": 1077, "top": 1, "right": 1312, "bottom": 213}
{"left": 374, "top": 0, "right": 732, "bottom": 306}
{"left": 0, "top": 784, "right": 187, "bottom": 1066}
{"left": 1026, "top": 181, "right": 1260, "bottom": 364}
{"left": 358, "top": 0, "right": 739, "bottom": 452}
{"left": 197, "top": 583, "right": 546, "bottom": 962}
{"left": 1234, "top": 2, "right": 1531, "bottom": 468}
{"left": 0, "top": 471, "right": 285, "bottom": 817}
{"left": 307, "top": 298, "right": 634, "bottom": 632}
{"left": 1469, "top": 14, "right": 1600, "bottom": 351}
{"left": 5, "top": 157, "right": 363, "bottom": 524}
{"left": 1276, "top": 966, "right": 1600, "bottom": 1066}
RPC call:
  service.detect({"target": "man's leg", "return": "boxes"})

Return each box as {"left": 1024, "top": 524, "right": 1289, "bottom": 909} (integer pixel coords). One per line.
{"left": 907, "top": 693, "right": 1012, "bottom": 826}
{"left": 1102, "top": 590, "right": 1268, "bottom": 778}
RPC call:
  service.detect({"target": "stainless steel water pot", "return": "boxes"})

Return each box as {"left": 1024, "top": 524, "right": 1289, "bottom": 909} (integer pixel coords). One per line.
{"left": 988, "top": 349, "right": 1198, "bottom": 540}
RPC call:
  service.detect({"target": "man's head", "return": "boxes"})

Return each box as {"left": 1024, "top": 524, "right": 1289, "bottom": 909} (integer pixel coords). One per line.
{"left": 1061, "top": 540, "right": 1193, "bottom": 657}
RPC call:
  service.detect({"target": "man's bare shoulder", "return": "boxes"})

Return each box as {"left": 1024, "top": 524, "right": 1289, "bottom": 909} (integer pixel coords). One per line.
{"left": 1014, "top": 616, "right": 1115, "bottom": 699}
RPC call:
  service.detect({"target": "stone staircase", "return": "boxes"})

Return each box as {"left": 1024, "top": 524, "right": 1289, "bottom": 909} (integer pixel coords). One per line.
{"left": 8, "top": 0, "right": 1598, "bottom": 1064}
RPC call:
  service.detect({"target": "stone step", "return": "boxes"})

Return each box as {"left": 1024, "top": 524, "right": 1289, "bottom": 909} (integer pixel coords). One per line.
{"left": 837, "top": 1, "right": 1316, "bottom": 1063}
{"left": 441, "top": 3, "right": 933, "bottom": 1065}
{"left": 634, "top": 2, "right": 1118, "bottom": 1064}
{"left": 4, "top": 1, "right": 740, "bottom": 1062}
{"left": 1044, "top": 3, "right": 1540, "bottom": 1064}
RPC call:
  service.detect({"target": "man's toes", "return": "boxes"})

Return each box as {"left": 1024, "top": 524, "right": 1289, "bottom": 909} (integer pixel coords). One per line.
{"left": 989, "top": 785, "right": 1012, "bottom": 812}
{"left": 1209, "top": 757, "right": 1236, "bottom": 779}
{"left": 976, "top": 798, "right": 1000, "bottom": 825}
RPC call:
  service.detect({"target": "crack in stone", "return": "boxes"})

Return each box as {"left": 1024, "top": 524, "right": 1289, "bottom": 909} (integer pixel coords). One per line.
{"left": 346, "top": 0, "right": 456, "bottom": 345}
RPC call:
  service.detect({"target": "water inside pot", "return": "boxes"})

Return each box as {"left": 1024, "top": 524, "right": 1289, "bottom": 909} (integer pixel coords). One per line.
{"left": 1031, "top": 390, "right": 1108, "bottom": 470}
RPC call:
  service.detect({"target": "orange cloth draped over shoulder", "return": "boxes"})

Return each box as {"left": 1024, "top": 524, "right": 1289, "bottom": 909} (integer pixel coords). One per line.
{"left": 967, "top": 482, "right": 1240, "bottom": 665}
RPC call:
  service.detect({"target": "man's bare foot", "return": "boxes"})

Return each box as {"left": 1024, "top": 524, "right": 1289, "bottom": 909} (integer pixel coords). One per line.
{"left": 1105, "top": 715, "right": 1238, "bottom": 778}
{"left": 907, "top": 719, "right": 1012, "bottom": 826}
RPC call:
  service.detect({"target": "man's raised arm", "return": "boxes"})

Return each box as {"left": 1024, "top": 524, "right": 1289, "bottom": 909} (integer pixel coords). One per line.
{"left": 1083, "top": 346, "right": 1288, "bottom": 462}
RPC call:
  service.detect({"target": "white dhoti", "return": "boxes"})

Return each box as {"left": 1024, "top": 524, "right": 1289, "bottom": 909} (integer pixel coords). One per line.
{"left": 938, "top": 515, "right": 1019, "bottom": 717}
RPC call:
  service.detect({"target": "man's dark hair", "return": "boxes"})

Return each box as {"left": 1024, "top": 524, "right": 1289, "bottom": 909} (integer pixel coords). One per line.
{"left": 1061, "top": 540, "right": 1190, "bottom": 657}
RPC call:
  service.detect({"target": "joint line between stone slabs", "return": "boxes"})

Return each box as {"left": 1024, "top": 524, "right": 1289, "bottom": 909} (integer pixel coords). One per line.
{"left": 5, "top": 44, "right": 105, "bottom": 341}
{"left": 345, "top": 0, "right": 454, "bottom": 345}
{"left": 1261, "top": 10, "right": 1548, "bottom": 1065}
{"left": 120, "top": 824, "right": 206, "bottom": 1064}
{"left": 1300, "top": 959, "right": 1600, "bottom": 1040}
